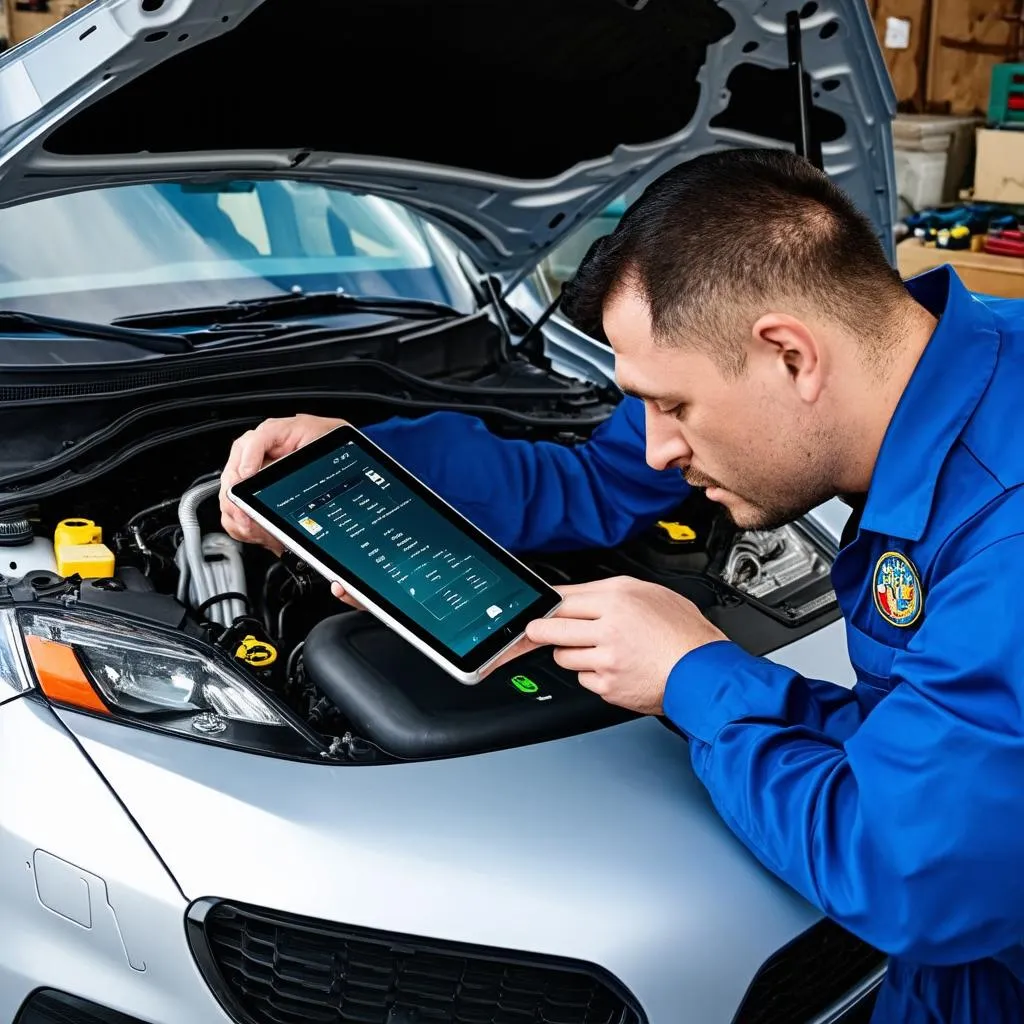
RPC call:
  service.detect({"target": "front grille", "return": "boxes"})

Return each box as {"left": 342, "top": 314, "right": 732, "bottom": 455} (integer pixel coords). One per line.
{"left": 734, "top": 919, "right": 886, "bottom": 1024}
{"left": 188, "top": 900, "right": 641, "bottom": 1024}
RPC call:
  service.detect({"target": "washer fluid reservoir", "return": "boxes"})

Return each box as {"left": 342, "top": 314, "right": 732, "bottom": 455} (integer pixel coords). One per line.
{"left": 0, "top": 514, "right": 58, "bottom": 577}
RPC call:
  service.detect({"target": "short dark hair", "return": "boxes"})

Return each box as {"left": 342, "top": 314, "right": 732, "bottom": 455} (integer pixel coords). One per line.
{"left": 561, "top": 148, "right": 907, "bottom": 374}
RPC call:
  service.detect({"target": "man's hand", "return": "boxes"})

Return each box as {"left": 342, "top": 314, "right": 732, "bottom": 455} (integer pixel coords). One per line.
{"left": 219, "top": 414, "right": 346, "bottom": 555}
{"left": 495, "top": 577, "right": 727, "bottom": 714}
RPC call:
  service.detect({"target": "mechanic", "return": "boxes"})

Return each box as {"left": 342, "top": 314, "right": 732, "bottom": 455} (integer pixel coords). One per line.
{"left": 221, "top": 148, "right": 1024, "bottom": 1024}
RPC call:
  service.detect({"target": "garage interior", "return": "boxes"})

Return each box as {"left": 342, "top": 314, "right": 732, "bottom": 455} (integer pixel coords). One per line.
{"left": 0, "top": 4, "right": 1019, "bottom": 1024}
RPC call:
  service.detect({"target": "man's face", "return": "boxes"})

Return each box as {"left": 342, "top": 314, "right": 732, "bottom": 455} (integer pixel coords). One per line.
{"left": 604, "top": 286, "right": 838, "bottom": 530}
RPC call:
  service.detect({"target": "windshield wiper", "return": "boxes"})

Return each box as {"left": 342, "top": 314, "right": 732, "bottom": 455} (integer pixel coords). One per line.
{"left": 113, "top": 289, "right": 463, "bottom": 329}
{"left": 0, "top": 310, "right": 193, "bottom": 354}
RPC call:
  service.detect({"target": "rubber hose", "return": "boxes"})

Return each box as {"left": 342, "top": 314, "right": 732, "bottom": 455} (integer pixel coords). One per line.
{"left": 202, "top": 534, "right": 248, "bottom": 625}
{"left": 177, "top": 480, "right": 221, "bottom": 614}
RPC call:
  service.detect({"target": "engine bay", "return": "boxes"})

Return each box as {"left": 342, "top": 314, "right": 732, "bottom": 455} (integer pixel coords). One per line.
{"left": 0, "top": 317, "right": 840, "bottom": 762}
{"left": 0, "top": 460, "right": 838, "bottom": 762}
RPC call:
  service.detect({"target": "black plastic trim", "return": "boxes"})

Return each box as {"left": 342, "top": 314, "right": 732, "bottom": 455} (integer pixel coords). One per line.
{"left": 730, "top": 917, "right": 886, "bottom": 1024}
{"left": 185, "top": 897, "right": 647, "bottom": 1024}
{"left": 15, "top": 987, "right": 149, "bottom": 1023}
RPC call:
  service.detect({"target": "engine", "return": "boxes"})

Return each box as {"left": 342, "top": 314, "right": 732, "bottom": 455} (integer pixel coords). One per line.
{"left": 0, "top": 469, "right": 838, "bottom": 763}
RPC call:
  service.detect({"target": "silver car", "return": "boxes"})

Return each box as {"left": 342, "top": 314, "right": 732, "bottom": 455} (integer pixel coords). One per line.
{"left": 0, "top": 2, "right": 897, "bottom": 1022}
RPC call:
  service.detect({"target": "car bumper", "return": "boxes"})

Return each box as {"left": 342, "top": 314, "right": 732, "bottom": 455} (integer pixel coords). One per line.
{"left": 0, "top": 696, "right": 229, "bottom": 1024}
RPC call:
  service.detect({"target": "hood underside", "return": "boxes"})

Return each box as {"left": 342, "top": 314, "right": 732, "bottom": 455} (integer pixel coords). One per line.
{"left": 0, "top": 0, "right": 896, "bottom": 275}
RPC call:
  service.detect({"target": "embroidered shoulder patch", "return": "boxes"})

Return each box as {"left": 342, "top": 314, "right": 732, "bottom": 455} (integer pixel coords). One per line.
{"left": 873, "top": 551, "right": 923, "bottom": 628}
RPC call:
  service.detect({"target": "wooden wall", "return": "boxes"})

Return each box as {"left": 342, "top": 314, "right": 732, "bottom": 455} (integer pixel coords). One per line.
{"left": 926, "top": 0, "right": 1021, "bottom": 114}
{"left": 870, "top": 0, "right": 934, "bottom": 110}
{"left": 869, "top": 0, "right": 1023, "bottom": 115}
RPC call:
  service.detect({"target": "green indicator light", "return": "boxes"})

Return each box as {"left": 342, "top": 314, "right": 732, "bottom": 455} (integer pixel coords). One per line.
{"left": 510, "top": 674, "right": 539, "bottom": 694}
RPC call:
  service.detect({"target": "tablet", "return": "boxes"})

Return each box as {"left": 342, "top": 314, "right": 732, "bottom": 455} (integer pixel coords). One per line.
{"left": 228, "top": 425, "right": 562, "bottom": 683}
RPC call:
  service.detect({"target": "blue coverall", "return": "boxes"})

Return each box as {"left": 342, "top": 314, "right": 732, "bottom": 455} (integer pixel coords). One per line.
{"left": 364, "top": 265, "right": 1024, "bottom": 1023}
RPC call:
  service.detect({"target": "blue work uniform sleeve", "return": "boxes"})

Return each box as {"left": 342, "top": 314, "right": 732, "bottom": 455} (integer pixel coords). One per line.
{"left": 663, "top": 533, "right": 1024, "bottom": 964}
{"left": 361, "top": 397, "right": 689, "bottom": 553}
{"left": 773, "top": 674, "right": 867, "bottom": 745}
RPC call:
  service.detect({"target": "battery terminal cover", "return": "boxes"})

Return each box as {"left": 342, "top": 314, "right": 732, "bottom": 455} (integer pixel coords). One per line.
{"left": 54, "top": 519, "right": 116, "bottom": 579}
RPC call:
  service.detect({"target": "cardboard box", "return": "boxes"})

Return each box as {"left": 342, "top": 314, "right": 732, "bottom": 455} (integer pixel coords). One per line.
{"left": 897, "top": 239, "right": 1024, "bottom": 298}
{"left": 974, "top": 128, "right": 1024, "bottom": 205}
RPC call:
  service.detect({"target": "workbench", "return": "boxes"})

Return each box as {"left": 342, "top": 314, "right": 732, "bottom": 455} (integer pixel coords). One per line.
{"left": 897, "top": 238, "right": 1024, "bottom": 298}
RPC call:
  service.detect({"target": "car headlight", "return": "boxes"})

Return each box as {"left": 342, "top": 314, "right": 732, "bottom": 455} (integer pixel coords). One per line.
{"left": 17, "top": 610, "right": 324, "bottom": 758}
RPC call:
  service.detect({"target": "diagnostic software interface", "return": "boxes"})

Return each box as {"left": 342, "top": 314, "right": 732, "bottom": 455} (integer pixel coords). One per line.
{"left": 254, "top": 440, "right": 542, "bottom": 656}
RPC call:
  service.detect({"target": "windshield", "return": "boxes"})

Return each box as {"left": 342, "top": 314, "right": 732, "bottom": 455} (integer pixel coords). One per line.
{"left": 0, "top": 179, "right": 474, "bottom": 323}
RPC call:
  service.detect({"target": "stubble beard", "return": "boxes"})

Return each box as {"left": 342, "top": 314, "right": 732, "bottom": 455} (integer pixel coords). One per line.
{"left": 685, "top": 465, "right": 836, "bottom": 533}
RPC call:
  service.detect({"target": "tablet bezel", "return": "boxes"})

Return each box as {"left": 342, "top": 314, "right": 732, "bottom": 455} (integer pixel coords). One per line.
{"left": 229, "top": 424, "right": 561, "bottom": 676}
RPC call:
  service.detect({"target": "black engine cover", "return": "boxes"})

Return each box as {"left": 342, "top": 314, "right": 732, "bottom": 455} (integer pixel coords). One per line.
{"left": 303, "top": 613, "right": 635, "bottom": 760}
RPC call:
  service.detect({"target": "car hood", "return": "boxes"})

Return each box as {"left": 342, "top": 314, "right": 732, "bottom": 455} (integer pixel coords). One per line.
{"left": 57, "top": 618, "right": 856, "bottom": 1024}
{"left": 0, "top": 0, "right": 897, "bottom": 280}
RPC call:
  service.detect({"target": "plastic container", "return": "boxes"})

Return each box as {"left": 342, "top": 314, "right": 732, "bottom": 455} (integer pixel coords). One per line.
{"left": 54, "top": 518, "right": 115, "bottom": 579}
{"left": 0, "top": 536, "right": 58, "bottom": 577}
{"left": 894, "top": 149, "right": 949, "bottom": 217}
{"left": 893, "top": 114, "right": 981, "bottom": 208}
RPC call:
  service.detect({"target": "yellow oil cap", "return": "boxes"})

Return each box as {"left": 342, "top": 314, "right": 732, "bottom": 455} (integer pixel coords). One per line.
{"left": 656, "top": 521, "right": 697, "bottom": 543}
{"left": 54, "top": 518, "right": 115, "bottom": 579}
{"left": 235, "top": 635, "right": 278, "bottom": 668}
{"left": 55, "top": 518, "right": 103, "bottom": 547}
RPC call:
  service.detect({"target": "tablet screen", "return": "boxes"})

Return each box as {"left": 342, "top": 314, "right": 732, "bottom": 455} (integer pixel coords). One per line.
{"left": 234, "top": 427, "right": 559, "bottom": 670}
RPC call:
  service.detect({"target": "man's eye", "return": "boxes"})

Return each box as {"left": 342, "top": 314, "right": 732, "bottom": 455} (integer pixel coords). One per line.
{"left": 662, "top": 402, "right": 685, "bottom": 418}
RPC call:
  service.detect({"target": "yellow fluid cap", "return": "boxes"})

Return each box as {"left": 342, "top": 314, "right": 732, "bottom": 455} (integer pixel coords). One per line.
{"left": 235, "top": 635, "right": 278, "bottom": 668}
{"left": 55, "top": 518, "right": 103, "bottom": 546}
{"left": 656, "top": 521, "right": 697, "bottom": 543}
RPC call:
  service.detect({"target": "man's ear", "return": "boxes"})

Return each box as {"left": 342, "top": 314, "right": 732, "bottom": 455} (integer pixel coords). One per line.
{"left": 750, "top": 312, "right": 824, "bottom": 404}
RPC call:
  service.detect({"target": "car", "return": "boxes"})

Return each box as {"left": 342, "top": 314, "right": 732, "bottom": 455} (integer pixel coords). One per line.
{"left": 0, "top": 2, "right": 898, "bottom": 1023}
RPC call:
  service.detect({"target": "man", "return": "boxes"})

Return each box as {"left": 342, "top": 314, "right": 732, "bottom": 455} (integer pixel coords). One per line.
{"left": 221, "top": 148, "right": 1024, "bottom": 1023}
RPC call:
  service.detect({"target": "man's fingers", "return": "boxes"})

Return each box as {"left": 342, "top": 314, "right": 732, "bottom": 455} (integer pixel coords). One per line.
{"left": 219, "top": 492, "right": 282, "bottom": 556}
{"left": 330, "top": 582, "right": 366, "bottom": 611}
{"left": 550, "top": 577, "right": 640, "bottom": 618}
{"left": 549, "top": 589, "right": 608, "bottom": 621}
{"left": 480, "top": 635, "right": 541, "bottom": 677}
{"left": 526, "top": 616, "right": 600, "bottom": 648}
{"left": 225, "top": 431, "right": 258, "bottom": 487}
{"left": 220, "top": 433, "right": 259, "bottom": 516}
{"left": 219, "top": 492, "right": 256, "bottom": 540}
{"left": 237, "top": 425, "right": 276, "bottom": 478}
{"left": 219, "top": 497, "right": 247, "bottom": 538}
{"left": 220, "top": 423, "right": 293, "bottom": 545}
{"left": 555, "top": 577, "right": 631, "bottom": 598}
{"left": 552, "top": 646, "right": 602, "bottom": 672}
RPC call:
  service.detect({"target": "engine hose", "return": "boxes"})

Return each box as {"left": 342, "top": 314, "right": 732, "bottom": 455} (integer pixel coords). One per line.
{"left": 175, "top": 545, "right": 190, "bottom": 605}
{"left": 204, "top": 545, "right": 229, "bottom": 627}
{"left": 203, "top": 533, "right": 248, "bottom": 625}
{"left": 177, "top": 479, "right": 223, "bottom": 618}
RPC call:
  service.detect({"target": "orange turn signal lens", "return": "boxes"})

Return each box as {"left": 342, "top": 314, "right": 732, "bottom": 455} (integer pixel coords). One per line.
{"left": 25, "top": 635, "right": 109, "bottom": 715}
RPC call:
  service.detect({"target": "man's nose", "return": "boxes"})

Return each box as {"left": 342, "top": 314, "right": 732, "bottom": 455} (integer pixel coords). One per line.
{"left": 645, "top": 407, "right": 692, "bottom": 472}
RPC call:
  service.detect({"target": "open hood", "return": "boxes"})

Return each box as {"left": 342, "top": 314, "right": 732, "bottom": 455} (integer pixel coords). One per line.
{"left": 0, "top": 0, "right": 897, "bottom": 277}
